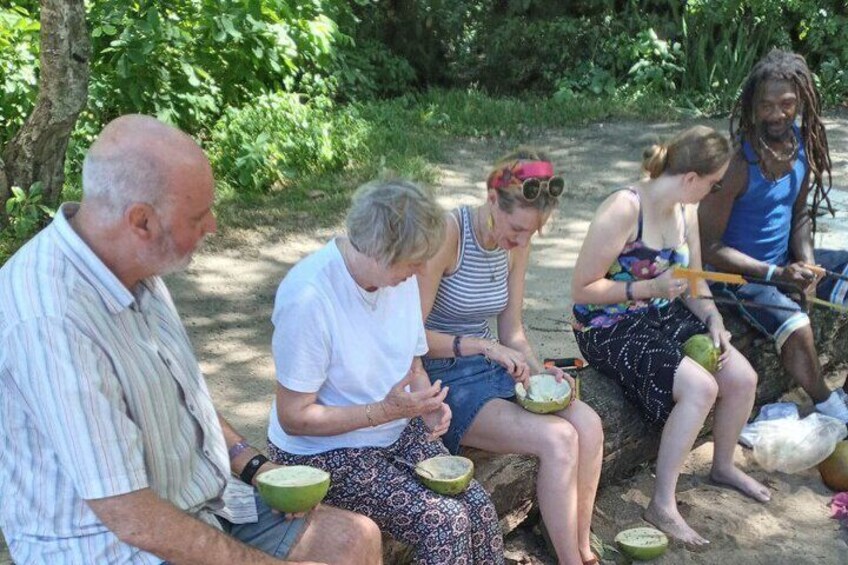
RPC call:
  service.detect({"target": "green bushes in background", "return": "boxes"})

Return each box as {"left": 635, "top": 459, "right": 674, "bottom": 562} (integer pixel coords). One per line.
{"left": 4, "top": 0, "right": 847, "bottom": 146}
{"left": 2, "top": 0, "right": 848, "bottom": 228}
{"left": 208, "top": 93, "right": 368, "bottom": 194}
{"left": 0, "top": 5, "right": 39, "bottom": 147}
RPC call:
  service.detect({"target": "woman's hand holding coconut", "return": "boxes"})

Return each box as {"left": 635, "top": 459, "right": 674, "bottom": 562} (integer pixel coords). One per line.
{"left": 704, "top": 312, "right": 732, "bottom": 371}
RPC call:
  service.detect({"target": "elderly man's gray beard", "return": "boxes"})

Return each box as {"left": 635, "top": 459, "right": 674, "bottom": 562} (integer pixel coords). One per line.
{"left": 138, "top": 232, "right": 206, "bottom": 277}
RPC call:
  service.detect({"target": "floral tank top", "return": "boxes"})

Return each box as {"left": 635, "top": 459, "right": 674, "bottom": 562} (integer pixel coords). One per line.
{"left": 573, "top": 188, "right": 690, "bottom": 329}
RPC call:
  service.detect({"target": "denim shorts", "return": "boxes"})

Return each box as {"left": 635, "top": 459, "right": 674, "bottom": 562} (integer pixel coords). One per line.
{"left": 216, "top": 491, "right": 306, "bottom": 559}
{"left": 423, "top": 354, "right": 516, "bottom": 454}
{"left": 711, "top": 248, "right": 848, "bottom": 351}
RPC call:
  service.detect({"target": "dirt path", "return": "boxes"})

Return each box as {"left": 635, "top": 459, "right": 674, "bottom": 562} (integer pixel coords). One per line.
{"left": 3, "top": 117, "right": 847, "bottom": 563}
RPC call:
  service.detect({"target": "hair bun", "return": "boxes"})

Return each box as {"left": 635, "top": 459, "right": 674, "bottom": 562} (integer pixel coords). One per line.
{"left": 642, "top": 144, "right": 668, "bottom": 179}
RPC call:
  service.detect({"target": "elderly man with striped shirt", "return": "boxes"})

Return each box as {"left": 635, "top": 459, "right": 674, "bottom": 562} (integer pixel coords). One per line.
{"left": 0, "top": 115, "right": 381, "bottom": 564}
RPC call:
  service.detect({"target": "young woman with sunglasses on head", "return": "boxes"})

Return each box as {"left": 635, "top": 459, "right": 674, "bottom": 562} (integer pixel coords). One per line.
{"left": 571, "top": 126, "right": 770, "bottom": 547}
{"left": 419, "top": 148, "right": 604, "bottom": 565}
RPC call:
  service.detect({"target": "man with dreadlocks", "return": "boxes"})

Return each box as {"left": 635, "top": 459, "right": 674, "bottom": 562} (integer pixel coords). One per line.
{"left": 700, "top": 49, "right": 848, "bottom": 423}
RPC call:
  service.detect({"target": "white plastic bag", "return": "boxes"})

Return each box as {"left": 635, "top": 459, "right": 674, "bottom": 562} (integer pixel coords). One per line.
{"left": 747, "top": 413, "right": 847, "bottom": 474}
{"left": 739, "top": 402, "right": 800, "bottom": 448}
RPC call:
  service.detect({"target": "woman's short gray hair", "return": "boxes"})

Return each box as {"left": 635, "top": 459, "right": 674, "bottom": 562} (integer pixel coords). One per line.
{"left": 347, "top": 179, "right": 445, "bottom": 266}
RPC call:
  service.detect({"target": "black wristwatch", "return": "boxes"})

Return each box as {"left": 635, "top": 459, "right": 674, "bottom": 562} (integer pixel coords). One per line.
{"left": 239, "top": 453, "right": 270, "bottom": 485}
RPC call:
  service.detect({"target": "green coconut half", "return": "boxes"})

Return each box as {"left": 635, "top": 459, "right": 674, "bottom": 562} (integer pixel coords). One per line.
{"left": 614, "top": 527, "right": 669, "bottom": 561}
{"left": 256, "top": 465, "right": 330, "bottom": 513}
{"left": 515, "top": 373, "right": 572, "bottom": 414}
{"left": 682, "top": 333, "right": 720, "bottom": 374}
{"left": 415, "top": 455, "right": 474, "bottom": 496}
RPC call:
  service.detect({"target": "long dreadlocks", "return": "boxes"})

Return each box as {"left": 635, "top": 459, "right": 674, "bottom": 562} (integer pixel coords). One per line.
{"left": 730, "top": 49, "right": 833, "bottom": 231}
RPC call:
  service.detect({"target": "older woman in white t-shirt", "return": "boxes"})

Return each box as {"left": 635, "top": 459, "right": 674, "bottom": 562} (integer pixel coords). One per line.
{"left": 266, "top": 180, "right": 504, "bottom": 564}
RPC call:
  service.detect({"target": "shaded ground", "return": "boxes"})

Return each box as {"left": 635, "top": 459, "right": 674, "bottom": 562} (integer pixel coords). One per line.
{"left": 2, "top": 115, "right": 847, "bottom": 563}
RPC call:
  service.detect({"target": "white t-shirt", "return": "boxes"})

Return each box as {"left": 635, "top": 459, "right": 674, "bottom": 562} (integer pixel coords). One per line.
{"left": 268, "top": 240, "right": 428, "bottom": 455}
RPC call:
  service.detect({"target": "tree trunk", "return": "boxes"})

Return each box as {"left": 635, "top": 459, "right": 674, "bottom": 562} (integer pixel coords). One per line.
{"left": 1, "top": 0, "right": 89, "bottom": 228}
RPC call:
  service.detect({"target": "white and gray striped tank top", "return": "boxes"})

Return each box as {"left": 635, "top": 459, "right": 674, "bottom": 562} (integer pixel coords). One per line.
{"left": 425, "top": 206, "right": 509, "bottom": 339}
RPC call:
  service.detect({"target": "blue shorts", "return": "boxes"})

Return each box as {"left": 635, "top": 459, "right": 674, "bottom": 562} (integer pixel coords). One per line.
{"left": 216, "top": 492, "right": 306, "bottom": 558}
{"left": 712, "top": 249, "right": 848, "bottom": 351}
{"left": 423, "top": 354, "right": 515, "bottom": 454}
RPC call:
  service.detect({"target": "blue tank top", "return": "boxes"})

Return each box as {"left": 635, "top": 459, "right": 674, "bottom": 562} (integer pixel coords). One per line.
{"left": 425, "top": 206, "right": 509, "bottom": 339}
{"left": 573, "top": 189, "right": 690, "bottom": 329}
{"left": 722, "top": 125, "right": 806, "bottom": 266}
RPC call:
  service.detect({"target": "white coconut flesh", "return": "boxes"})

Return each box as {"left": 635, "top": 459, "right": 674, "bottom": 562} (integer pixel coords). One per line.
{"left": 614, "top": 527, "right": 668, "bottom": 558}
{"left": 417, "top": 456, "right": 473, "bottom": 479}
{"left": 517, "top": 374, "right": 571, "bottom": 402}
{"left": 258, "top": 466, "right": 329, "bottom": 487}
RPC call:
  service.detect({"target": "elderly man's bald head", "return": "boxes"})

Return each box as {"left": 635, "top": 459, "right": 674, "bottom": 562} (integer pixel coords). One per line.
{"left": 82, "top": 115, "right": 212, "bottom": 220}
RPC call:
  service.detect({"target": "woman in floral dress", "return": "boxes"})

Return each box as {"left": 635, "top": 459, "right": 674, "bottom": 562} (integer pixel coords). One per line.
{"left": 571, "top": 126, "right": 771, "bottom": 546}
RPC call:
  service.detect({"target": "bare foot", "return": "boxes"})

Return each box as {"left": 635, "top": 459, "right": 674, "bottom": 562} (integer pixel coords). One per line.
{"left": 709, "top": 467, "right": 771, "bottom": 502}
{"left": 643, "top": 501, "right": 709, "bottom": 546}
{"left": 579, "top": 549, "right": 599, "bottom": 565}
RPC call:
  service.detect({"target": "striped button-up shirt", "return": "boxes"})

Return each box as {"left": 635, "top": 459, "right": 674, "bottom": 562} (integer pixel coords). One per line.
{"left": 0, "top": 204, "right": 255, "bottom": 564}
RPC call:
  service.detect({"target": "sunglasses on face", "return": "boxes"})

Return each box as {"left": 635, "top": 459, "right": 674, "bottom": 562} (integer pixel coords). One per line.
{"left": 521, "top": 176, "right": 566, "bottom": 200}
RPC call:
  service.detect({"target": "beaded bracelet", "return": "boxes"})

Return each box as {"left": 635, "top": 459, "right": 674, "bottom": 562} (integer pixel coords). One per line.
{"left": 483, "top": 340, "right": 497, "bottom": 362}
{"left": 228, "top": 439, "right": 251, "bottom": 461}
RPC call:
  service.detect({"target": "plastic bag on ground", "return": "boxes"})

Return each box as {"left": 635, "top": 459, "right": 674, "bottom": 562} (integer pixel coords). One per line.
{"left": 739, "top": 402, "right": 800, "bottom": 448}
{"left": 747, "top": 413, "right": 847, "bottom": 474}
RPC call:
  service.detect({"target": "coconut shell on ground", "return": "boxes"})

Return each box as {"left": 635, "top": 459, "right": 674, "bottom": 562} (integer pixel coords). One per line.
{"left": 819, "top": 440, "right": 848, "bottom": 491}
{"left": 614, "top": 527, "right": 669, "bottom": 561}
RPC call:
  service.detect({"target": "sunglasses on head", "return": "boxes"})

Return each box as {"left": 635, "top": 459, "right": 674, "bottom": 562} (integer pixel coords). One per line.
{"left": 710, "top": 180, "right": 723, "bottom": 194}
{"left": 489, "top": 160, "right": 565, "bottom": 201}
{"left": 521, "top": 176, "right": 566, "bottom": 200}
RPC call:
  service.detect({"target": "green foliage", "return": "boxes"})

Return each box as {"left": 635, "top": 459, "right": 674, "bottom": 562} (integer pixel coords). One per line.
{"left": 208, "top": 92, "right": 368, "bottom": 193}
{"left": 679, "top": 0, "right": 791, "bottom": 112}
{"left": 348, "top": 0, "right": 479, "bottom": 88}
{"left": 4, "top": 182, "right": 54, "bottom": 241}
{"left": 332, "top": 39, "right": 417, "bottom": 100}
{"left": 208, "top": 87, "right": 680, "bottom": 200}
{"left": 797, "top": 1, "right": 848, "bottom": 107}
{"left": 0, "top": 5, "right": 40, "bottom": 146}
{"left": 462, "top": 15, "right": 595, "bottom": 94}
{"left": 3, "top": 0, "right": 848, "bottom": 252}
{"left": 626, "top": 29, "right": 684, "bottom": 94}
{"left": 85, "top": 0, "right": 353, "bottom": 133}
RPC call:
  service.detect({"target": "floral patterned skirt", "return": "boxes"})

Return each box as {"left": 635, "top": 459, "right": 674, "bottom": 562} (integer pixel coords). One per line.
{"left": 268, "top": 417, "right": 504, "bottom": 565}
